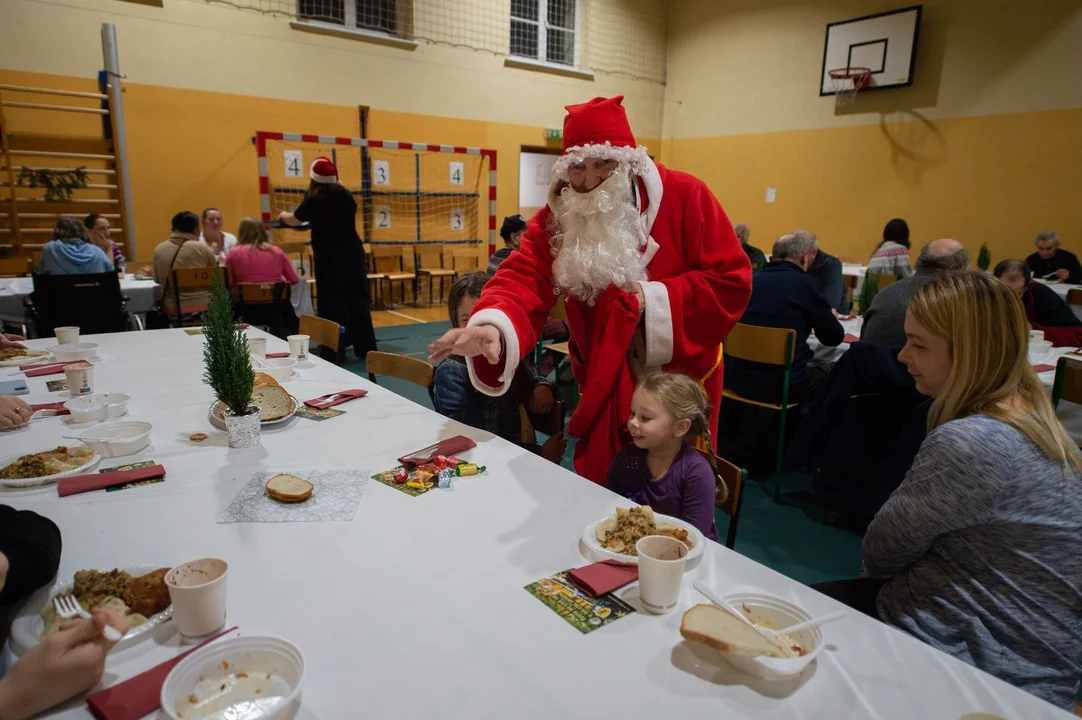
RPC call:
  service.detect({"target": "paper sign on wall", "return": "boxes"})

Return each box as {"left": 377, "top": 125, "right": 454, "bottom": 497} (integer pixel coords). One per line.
{"left": 449, "top": 162, "right": 464, "bottom": 186}
{"left": 373, "top": 160, "right": 390, "bottom": 186}
{"left": 284, "top": 150, "right": 303, "bottom": 178}
{"left": 375, "top": 206, "right": 391, "bottom": 228}
{"left": 766, "top": 186, "right": 777, "bottom": 203}
{"left": 450, "top": 209, "right": 464, "bottom": 231}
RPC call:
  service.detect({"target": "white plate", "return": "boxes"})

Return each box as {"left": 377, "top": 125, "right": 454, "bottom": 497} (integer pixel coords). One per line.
{"left": 0, "top": 347, "right": 50, "bottom": 367}
{"left": 9, "top": 564, "right": 174, "bottom": 655}
{"left": 208, "top": 395, "right": 299, "bottom": 429}
{"left": 581, "top": 508, "right": 706, "bottom": 565}
{"left": 0, "top": 447, "right": 101, "bottom": 488}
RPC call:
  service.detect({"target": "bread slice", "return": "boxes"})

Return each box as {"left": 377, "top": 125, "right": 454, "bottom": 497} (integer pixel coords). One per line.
{"left": 680, "top": 604, "right": 788, "bottom": 658}
{"left": 253, "top": 372, "right": 281, "bottom": 389}
{"left": 251, "top": 385, "right": 293, "bottom": 421}
{"left": 265, "top": 473, "right": 313, "bottom": 503}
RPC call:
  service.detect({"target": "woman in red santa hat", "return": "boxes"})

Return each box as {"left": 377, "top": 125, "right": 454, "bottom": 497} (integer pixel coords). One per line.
{"left": 429, "top": 96, "right": 751, "bottom": 484}
{"left": 279, "top": 157, "right": 378, "bottom": 361}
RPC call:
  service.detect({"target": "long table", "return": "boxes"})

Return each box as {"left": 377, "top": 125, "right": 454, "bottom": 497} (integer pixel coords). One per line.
{"left": 0, "top": 329, "right": 1071, "bottom": 718}
{"left": 0, "top": 275, "right": 160, "bottom": 326}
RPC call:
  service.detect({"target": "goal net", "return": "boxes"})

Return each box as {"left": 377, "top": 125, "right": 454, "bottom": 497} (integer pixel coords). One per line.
{"left": 255, "top": 131, "right": 496, "bottom": 271}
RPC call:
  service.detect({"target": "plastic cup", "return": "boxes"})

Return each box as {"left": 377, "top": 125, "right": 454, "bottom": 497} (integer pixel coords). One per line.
{"left": 287, "top": 334, "right": 310, "bottom": 361}
{"left": 1029, "top": 330, "right": 1045, "bottom": 343}
{"left": 636, "top": 535, "right": 689, "bottom": 615}
{"left": 54, "top": 326, "right": 79, "bottom": 345}
{"left": 165, "top": 558, "right": 229, "bottom": 640}
{"left": 63, "top": 363, "right": 94, "bottom": 396}
{"left": 246, "top": 337, "right": 267, "bottom": 359}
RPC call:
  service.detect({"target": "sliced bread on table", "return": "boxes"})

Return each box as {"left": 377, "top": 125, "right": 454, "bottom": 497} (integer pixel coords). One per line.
{"left": 253, "top": 372, "right": 281, "bottom": 389}
{"left": 680, "top": 604, "right": 788, "bottom": 658}
{"left": 265, "top": 473, "right": 313, "bottom": 503}
{"left": 251, "top": 384, "right": 293, "bottom": 421}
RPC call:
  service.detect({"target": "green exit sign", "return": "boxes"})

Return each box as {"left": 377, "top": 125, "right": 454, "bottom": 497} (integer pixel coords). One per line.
{"left": 545, "top": 128, "right": 562, "bottom": 139}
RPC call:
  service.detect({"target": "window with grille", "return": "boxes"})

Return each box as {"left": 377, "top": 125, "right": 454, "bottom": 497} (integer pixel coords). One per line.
{"left": 510, "top": 0, "right": 578, "bottom": 67}
{"left": 299, "top": 0, "right": 401, "bottom": 36}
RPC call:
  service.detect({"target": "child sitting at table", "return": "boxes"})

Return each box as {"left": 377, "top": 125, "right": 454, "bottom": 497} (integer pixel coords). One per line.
{"left": 605, "top": 373, "right": 721, "bottom": 542}
{"left": 432, "top": 272, "right": 566, "bottom": 464}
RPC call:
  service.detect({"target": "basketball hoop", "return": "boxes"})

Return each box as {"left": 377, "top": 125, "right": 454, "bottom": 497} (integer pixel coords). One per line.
{"left": 828, "top": 67, "right": 872, "bottom": 106}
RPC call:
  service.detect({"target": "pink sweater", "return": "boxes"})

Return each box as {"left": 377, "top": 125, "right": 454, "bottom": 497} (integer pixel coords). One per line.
{"left": 225, "top": 245, "right": 299, "bottom": 287}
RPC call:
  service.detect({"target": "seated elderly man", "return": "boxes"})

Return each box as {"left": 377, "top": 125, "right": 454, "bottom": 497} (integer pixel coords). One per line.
{"left": 1026, "top": 231, "right": 1081, "bottom": 284}
{"left": 37, "top": 218, "right": 114, "bottom": 276}
{"left": 994, "top": 259, "right": 1082, "bottom": 347}
{"left": 861, "top": 239, "right": 969, "bottom": 347}
{"left": 735, "top": 223, "right": 766, "bottom": 272}
{"left": 800, "top": 229, "right": 847, "bottom": 313}
{"left": 724, "top": 231, "right": 843, "bottom": 405}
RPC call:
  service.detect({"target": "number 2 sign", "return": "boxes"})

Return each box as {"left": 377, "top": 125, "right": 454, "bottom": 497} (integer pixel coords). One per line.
{"left": 375, "top": 206, "right": 391, "bottom": 229}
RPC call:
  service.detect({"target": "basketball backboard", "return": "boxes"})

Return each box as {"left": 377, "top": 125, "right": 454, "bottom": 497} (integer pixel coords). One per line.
{"left": 820, "top": 5, "right": 922, "bottom": 96}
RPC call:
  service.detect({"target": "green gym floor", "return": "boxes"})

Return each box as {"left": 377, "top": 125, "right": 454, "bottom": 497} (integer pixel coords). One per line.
{"left": 345, "top": 321, "right": 863, "bottom": 587}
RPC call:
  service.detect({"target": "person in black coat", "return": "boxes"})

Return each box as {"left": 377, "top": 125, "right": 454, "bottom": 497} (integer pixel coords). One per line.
{"left": 734, "top": 223, "right": 767, "bottom": 272}
{"left": 800, "top": 229, "right": 848, "bottom": 313}
{"left": 995, "top": 259, "right": 1082, "bottom": 347}
{"left": 0, "top": 506, "right": 61, "bottom": 609}
{"left": 1025, "top": 231, "right": 1081, "bottom": 284}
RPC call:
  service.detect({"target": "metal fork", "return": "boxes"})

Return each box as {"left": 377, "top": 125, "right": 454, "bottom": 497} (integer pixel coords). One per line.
{"left": 53, "top": 595, "right": 124, "bottom": 641}
{"left": 31, "top": 409, "right": 58, "bottom": 421}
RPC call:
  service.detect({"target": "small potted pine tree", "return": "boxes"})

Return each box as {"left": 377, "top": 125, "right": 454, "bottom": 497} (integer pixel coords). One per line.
{"left": 977, "top": 243, "right": 992, "bottom": 272}
{"left": 202, "top": 273, "right": 258, "bottom": 448}
{"left": 856, "top": 271, "right": 881, "bottom": 316}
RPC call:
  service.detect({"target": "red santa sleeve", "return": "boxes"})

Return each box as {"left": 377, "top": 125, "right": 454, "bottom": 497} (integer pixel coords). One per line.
{"left": 465, "top": 213, "right": 557, "bottom": 396}
{"left": 639, "top": 182, "right": 751, "bottom": 368}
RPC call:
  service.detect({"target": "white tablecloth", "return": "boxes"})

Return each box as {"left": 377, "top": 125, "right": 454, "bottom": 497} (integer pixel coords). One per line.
{"left": 0, "top": 274, "right": 160, "bottom": 325}
{"left": 0, "top": 329, "right": 1071, "bottom": 719}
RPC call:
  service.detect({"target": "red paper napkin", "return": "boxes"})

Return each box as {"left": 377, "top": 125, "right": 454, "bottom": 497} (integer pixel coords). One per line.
{"left": 23, "top": 361, "right": 89, "bottom": 377}
{"left": 86, "top": 626, "right": 238, "bottom": 720}
{"left": 843, "top": 333, "right": 860, "bottom": 344}
{"left": 398, "top": 435, "right": 477, "bottom": 467}
{"left": 568, "top": 560, "right": 639, "bottom": 597}
{"left": 1032, "top": 364, "right": 1056, "bottom": 373}
{"left": 304, "top": 389, "right": 367, "bottom": 409}
{"left": 265, "top": 351, "right": 291, "bottom": 359}
{"left": 58, "top": 465, "right": 166, "bottom": 497}
{"left": 30, "top": 402, "right": 69, "bottom": 416}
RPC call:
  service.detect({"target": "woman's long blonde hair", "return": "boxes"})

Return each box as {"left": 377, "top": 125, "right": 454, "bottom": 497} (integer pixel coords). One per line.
{"left": 908, "top": 271, "right": 1082, "bottom": 473}
{"left": 237, "top": 217, "right": 271, "bottom": 251}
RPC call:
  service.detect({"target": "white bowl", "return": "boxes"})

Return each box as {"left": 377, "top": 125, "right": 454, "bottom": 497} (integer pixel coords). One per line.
{"left": 51, "top": 342, "right": 98, "bottom": 362}
{"left": 1029, "top": 340, "right": 1053, "bottom": 355}
{"left": 77, "top": 421, "right": 151, "bottom": 458}
{"left": 161, "top": 636, "right": 305, "bottom": 720}
{"left": 719, "top": 593, "right": 823, "bottom": 681}
{"left": 254, "top": 357, "right": 296, "bottom": 380}
{"left": 63, "top": 393, "right": 129, "bottom": 423}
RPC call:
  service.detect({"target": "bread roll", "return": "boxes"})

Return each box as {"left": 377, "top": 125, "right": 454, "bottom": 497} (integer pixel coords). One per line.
{"left": 251, "top": 385, "right": 292, "bottom": 421}
{"left": 265, "top": 473, "right": 313, "bottom": 503}
{"left": 679, "top": 604, "right": 791, "bottom": 658}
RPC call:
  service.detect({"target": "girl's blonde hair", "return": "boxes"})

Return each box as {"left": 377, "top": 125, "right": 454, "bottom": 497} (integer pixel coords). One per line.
{"left": 237, "top": 217, "right": 271, "bottom": 251}
{"left": 638, "top": 373, "right": 728, "bottom": 503}
{"left": 908, "top": 271, "right": 1082, "bottom": 473}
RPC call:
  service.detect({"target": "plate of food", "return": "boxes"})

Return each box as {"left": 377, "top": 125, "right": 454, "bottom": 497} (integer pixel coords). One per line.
{"left": 0, "top": 445, "right": 100, "bottom": 488}
{"left": 208, "top": 372, "right": 298, "bottom": 428}
{"left": 582, "top": 505, "right": 706, "bottom": 565}
{"left": 10, "top": 565, "right": 173, "bottom": 654}
{"left": 0, "top": 346, "right": 50, "bottom": 367}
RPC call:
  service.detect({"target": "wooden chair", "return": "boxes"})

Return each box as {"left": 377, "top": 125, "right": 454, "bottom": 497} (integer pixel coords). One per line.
{"left": 362, "top": 244, "right": 387, "bottom": 309}
{"left": 371, "top": 245, "right": 415, "bottom": 306}
{"left": 414, "top": 244, "right": 456, "bottom": 305}
{"left": 237, "top": 282, "right": 294, "bottom": 338}
{"left": 720, "top": 323, "right": 799, "bottom": 500}
{"left": 1052, "top": 356, "right": 1082, "bottom": 409}
{"left": 171, "top": 266, "right": 229, "bottom": 326}
{"left": 365, "top": 351, "right": 435, "bottom": 397}
{"left": 1067, "top": 288, "right": 1082, "bottom": 306}
{"left": 450, "top": 247, "right": 479, "bottom": 278}
{"left": 878, "top": 273, "right": 898, "bottom": 290}
{"left": 697, "top": 450, "right": 747, "bottom": 550}
{"left": 0, "top": 255, "right": 30, "bottom": 277}
{"left": 299, "top": 314, "right": 345, "bottom": 364}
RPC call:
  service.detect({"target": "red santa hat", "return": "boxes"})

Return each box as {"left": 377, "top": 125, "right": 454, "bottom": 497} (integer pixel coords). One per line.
{"left": 310, "top": 156, "right": 338, "bottom": 184}
{"left": 552, "top": 96, "right": 650, "bottom": 180}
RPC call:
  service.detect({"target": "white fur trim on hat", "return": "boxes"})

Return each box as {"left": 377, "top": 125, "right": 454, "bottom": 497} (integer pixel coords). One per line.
{"left": 552, "top": 142, "right": 651, "bottom": 180}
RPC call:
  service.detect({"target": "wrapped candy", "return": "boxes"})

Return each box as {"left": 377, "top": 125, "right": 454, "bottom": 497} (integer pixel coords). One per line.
{"left": 393, "top": 467, "right": 409, "bottom": 484}
{"left": 433, "top": 455, "right": 462, "bottom": 470}
{"left": 418, "top": 464, "right": 440, "bottom": 475}
{"left": 437, "top": 469, "right": 453, "bottom": 489}
{"left": 455, "top": 463, "right": 485, "bottom": 477}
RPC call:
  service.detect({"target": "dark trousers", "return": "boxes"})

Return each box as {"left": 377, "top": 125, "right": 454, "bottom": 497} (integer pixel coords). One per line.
{"left": 317, "top": 281, "right": 377, "bottom": 362}
{"left": 811, "top": 577, "right": 886, "bottom": 619}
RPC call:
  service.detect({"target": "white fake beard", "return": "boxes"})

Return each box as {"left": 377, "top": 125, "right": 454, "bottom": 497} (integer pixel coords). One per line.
{"left": 549, "top": 166, "right": 648, "bottom": 305}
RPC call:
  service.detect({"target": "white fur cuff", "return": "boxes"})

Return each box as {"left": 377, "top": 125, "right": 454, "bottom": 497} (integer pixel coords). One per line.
{"left": 553, "top": 143, "right": 651, "bottom": 180}
{"left": 465, "top": 308, "right": 520, "bottom": 398}
{"left": 641, "top": 280, "right": 674, "bottom": 368}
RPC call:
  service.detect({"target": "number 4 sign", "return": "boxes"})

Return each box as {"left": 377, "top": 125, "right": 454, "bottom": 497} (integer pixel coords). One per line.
{"left": 284, "top": 150, "right": 303, "bottom": 177}
{"left": 449, "top": 162, "right": 464, "bottom": 186}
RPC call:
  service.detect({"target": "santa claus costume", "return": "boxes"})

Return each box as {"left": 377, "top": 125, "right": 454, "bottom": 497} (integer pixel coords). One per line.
{"left": 467, "top": 96, "right": 752, "bottom": 484}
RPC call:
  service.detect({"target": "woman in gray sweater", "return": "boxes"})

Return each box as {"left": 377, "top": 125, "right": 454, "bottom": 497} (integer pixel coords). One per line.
{"left": 823, "top": 271, "right": 1082, "bottom": 710}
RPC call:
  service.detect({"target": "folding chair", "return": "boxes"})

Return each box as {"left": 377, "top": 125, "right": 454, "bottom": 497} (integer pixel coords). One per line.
{"left": 365, "top": 350, "right": 435, "bottom": 399}
{"left": 1067, "top": 288, "right": 1082, "bottom": 306}
{"left": 450, "top": 247, "right": 479, "bottom": 278}
{"left": 237, "top": 282, "right": 295, "bottom": 338}
{"left": 697, "top": 450, "right": 747, "bottom": 550}
{"left": 171, "top": 266, "right": 229, "bottom": 327}
{"left": 720, "top": 323, "right": 799, "bottom": 500}
{"left": 25, "top": 272, "right": 134, "bottom": 336}
{"left": 877, "top": 273, "right": 898, "bottom": 290}
{"left": 299, "top": 313, "right": 345, "bottom": 364}
{"left": 362, "top": 244, "right": 387, "bottom": 309}
{"left": 0, "top": 254, "right": 30, "bottom": 278}
{"left": 1052, "top": 356, "right": 1082, "bottom": 410}
{"left": 371, "top": 246, "right": 416, "bottom": 307}
{"left": 414, "top": 244, "right": 456, "bottom": 305}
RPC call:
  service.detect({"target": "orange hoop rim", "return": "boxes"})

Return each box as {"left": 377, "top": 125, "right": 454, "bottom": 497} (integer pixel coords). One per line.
{"left": 828, "top": 67, "right": 872, "bottom": 89}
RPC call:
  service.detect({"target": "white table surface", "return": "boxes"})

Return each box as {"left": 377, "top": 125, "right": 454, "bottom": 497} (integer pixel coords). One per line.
{"left": 0, "top": 274, "right": 160, "bottom": 325}
{"left": 0, "top": 329, "right": 1072, "bottom": 719}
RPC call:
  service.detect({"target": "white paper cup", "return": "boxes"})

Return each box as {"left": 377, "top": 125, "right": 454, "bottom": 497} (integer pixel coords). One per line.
{"left": 54, "top": 326, "right": 79, "bottom": 345}
{"left": 636, "top": 535, "right": 689, "bottom": 614}
{"left": 287, "top": 334, "right": 310, "bottom": 361}
{"left": 1029, "top": 330, "right": 1045, "bottom": 342}
{"left": 246, "top": 337, "right": 267, "bottom": 359}
{"left": 63, "top": 363, "right": 94, "bottom": 396}
{"left": 165, "top": 558, "right": 229, "bottom": 639}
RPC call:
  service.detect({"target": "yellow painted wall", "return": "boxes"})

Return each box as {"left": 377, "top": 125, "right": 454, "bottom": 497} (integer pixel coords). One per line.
{"left": 661, "top": 0, "right": 1082, "bottom": 265}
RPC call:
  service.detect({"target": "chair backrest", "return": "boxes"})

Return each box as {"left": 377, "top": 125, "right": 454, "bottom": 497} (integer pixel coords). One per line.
{"left": 0, "top": 255, "right": 30, "bottom": 277}
{"left": 415, "top": 244, "right": 445, "bottom": 270}
{"left": 372, "top": 245, "right": 408, "bottom": 273}
{"left": 550, "top": 296, "right": 568, "bottom": 322}
{"left": 299, "top": 314, "right": 342, "bottom": 352}
{"left": 708, "top": 452, "right": 746, "bottom": 518}
{"left": 29, "top": 272, "right": 125, "bottom": 335}
{"left": 1052, "top": 356, "right": 1082, "bottom": 409}
{"left": 451, "top": 248, "right": 478, "bottom": 272}
{"left": 172, "top": 266, "right": 226, "bottom": 290}
{"left": 723, "top": 323, "right": 796, "bottom": 367}
{"left": 877, "top": 273, "right": 898, "bottom": 289}
{"left": 238, "top": 282, "right": 288, "bottom": 305}
{"left": 529, "top": 398, "right": 565, "bottom": 438}
{"left": 1067, "top": 288, "right": 1082, "bottom": 306}
{"left": 365, "top": 350, "right": 435, "bottom": 389}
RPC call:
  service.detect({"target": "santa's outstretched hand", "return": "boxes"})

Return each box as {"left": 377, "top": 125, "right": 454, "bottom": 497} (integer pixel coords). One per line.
{"left": 428, "top": 325, "right": 501, "bottom": 365}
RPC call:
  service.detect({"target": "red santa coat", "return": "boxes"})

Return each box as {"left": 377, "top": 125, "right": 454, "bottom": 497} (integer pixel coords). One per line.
{"left": 467, "top": 160, "right": 752, "bottom": 484}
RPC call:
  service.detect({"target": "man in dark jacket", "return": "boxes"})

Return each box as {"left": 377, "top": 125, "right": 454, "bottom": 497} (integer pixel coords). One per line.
{"left": 488, "top": 215, "right": 527, "bottom": 273}
{"left": 735, "top": 223, "right": 766, "bottom": 272}
{"left": 1025, "top": 231, "right": 1081, "bottom": 284}
{"left": 725, "top": 232, "right": 844, "bottom": 404}
{"left": 801, "top": 229, "right": 848, "bottom": 313}
{"left": 995, "top": 259, "right": 1082, "bottom": 346}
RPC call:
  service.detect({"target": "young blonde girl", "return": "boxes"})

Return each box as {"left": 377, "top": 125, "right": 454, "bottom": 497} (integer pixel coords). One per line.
{"left": 605, "top": 373, "right": 723, "bottom": 542}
